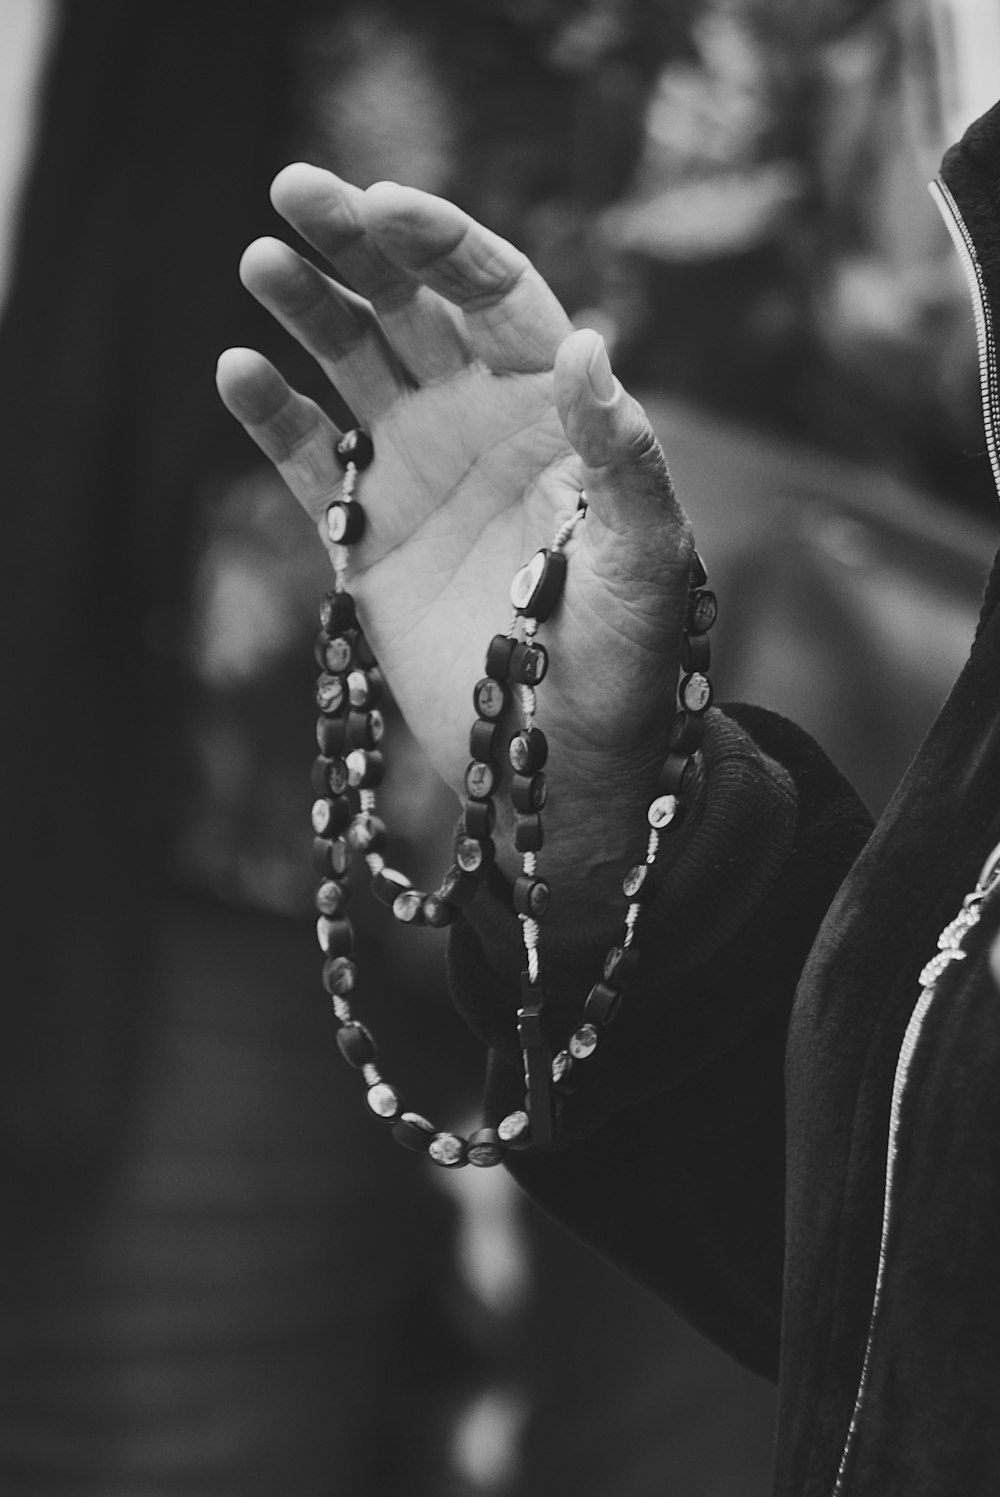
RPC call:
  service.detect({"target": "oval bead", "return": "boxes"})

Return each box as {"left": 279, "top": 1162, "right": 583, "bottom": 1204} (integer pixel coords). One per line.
{"left": 318, "top": 633, "right": 354, "bottom": 674}
{"left": 680, "top": 632, "right": 711, "bottom": 673}
{"left": 346, "top": 748, "right": 383, "bottom": 789}
{"left": 455, "top": 835, "right": 494, "bottom": 875}
{"left": 603, "top": 943, "right": 640, "bottom": 985}
{"left": 466, "top": 1128, "right": 504, "bottom": 1168}
{"left": 438, "top": 864, "right": 478, "bottom": 908}
{"left": 484, "top": 633, "right": 517, "bottom": 680}
{"left": 316, "top": 714, "right": 348, "bottom": 756}
{"left": 658, "top": 753, "right": 696, "bottom": 796}
{"left": 689, "top": 550, "right": 708, "bottom": 588}
{"left": 345, "top": 709, "right": 384, "bottom": 750}
{"left": 551, "top": 1050, "right": 577, "bottom": 1091}
{"left": 317, "top": 916, "right": 354, "bottom": 958}
{"left": 511, "top": 772, "right": 547, "bottom": 813}
{"left": 569, "top": 1024, "right": 599, "bottom": 1059}
{"left": 680, "top": 671, "right": 713, "bottom": 714}
{"left": 464, "top": 760, "right": 498, "bottom": 801}
{"left": 314, "top": 836, "right": 352, "bottom": 877}
{"left": 497, "top": 1110, "right": 531, "bottom": 1144}
{"left": 584, "top": 980, "right": 622, "bottom": 1026}
{"left": 311, "top": 796, "right": 350, "bottom": 837}
{"left": 513, "top": 874, "right": 550, "bottom": 919}
{"left": 508, "top": 727, "right": 547, "bottom": 774}
{"left": 334, "top": 427, "right": 375, "bottom": 470}
{"left": 337, "top": 1020, "right": 376, "bottom": 1067}
{"left": 469, "top": 718, "right": 498, "bottom": 763}
{"left": 622, "top": 863, "right": 655, "bottom": 901}
{"left": 347, "top": 813, "right": 387, "bottom": 853}
{"left": 315, "top": 674, "right": 346, "bottom": 716}
{"left": 326, "top": 500, "right": 365, "bottom": 545}
{"left": 322, "top": 954, "right": 358, "bottom": 997}
{"left": 428, "top": 1133, "right": 468, "bottom": 1168}
{"left": 462, "top": 799, "right": 496, "bottom": 838}
{"left": 648, "top": 794, "right": 680, "bottom": 830}
{"left": 347, "top": 668, "right": 383, "bottom": 709}
{"left": 509, "top": 549, "right": 567, "bottom": 620}
{"left": 473, "top": 677, "right": 508, "bottom": 721}
{"left": 366, "top": 1082, "right": 401, "bottom": 1120}
{"left": 510, "top": 641, "right": 549, "bottom": 685}
{"left": 319, "top": 589, "right": 357, "bottom": 634}
{"left": 392, "top": 889, "right": 426, "bottom": 925}
{"left": 667, "top": 710, "right": 705, "bottom": 755}
{"left": 513, "top": 813, "right": 543, "bottom": 853}
{"left": 687, "top": 587, "right": 718, "bottom": 634}
{"left": 422, "top": 892, "right": 458, "bottom": 928}
{"left": 315, "top": 878, "right": 350, "bottom": 917}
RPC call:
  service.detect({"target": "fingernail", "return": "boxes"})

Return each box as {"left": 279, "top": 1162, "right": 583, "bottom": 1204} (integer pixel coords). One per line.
{"left": 587, "top": 336, "right": 617, "bottom": 402}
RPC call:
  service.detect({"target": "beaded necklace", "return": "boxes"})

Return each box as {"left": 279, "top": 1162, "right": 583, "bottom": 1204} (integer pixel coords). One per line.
{"left": 310, "top": 431, "right": 717, "bottom": 1168}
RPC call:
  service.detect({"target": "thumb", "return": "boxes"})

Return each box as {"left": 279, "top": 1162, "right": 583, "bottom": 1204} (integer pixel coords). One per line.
{"left": 554, "top": 327, "right": 693, "bottom": 575}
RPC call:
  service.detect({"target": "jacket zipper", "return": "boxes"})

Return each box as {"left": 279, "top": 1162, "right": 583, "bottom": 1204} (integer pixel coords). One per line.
{"left": 831, "top": 840, "right": 1000, "bottom": 1494}
{"left": 928, "top": 176, "right": 1000, "bottom": 506}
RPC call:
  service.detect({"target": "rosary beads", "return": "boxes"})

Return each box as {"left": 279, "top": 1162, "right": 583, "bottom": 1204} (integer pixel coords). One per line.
{"left": 309, "top": 431, "right": 717, "bottom": 1167}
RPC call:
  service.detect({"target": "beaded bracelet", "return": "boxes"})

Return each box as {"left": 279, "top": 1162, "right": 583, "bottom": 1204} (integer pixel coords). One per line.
{"left": 310, "top": 431, "right": 717, "bottom": 1168}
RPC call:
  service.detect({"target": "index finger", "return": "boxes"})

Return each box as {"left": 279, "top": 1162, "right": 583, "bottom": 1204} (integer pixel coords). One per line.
{"left": 358, "top": 181, "right": 573, "bottom": 374}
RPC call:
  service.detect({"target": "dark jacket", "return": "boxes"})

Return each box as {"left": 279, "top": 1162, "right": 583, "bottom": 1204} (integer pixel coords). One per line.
{"left": 449, "top": 101, "right": 1000, "bottom": 1494}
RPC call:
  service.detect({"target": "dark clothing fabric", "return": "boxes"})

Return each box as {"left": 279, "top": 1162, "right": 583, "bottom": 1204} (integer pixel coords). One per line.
{"left": 449, "top": 101, "right": 1000, "bottom": 1493}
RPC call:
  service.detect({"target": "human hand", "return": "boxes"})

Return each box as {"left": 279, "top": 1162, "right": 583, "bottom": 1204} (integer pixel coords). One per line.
{"left": 217, "top": 165, "right": 696, "bottom": 911}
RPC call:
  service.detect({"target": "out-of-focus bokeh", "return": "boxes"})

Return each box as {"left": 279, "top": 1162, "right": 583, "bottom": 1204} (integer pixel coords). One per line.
{"left": 0, "top": 2, "right": 995, "bottom": 1495}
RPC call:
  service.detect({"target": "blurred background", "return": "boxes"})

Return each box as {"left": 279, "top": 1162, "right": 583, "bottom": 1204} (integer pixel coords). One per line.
{"left": 0, "top": 1, "right": 996, "bottom": 1494}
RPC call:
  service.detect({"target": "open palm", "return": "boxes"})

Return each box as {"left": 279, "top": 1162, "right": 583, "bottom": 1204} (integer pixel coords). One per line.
{"left": 217, "top": 166, "right": 696, "bottom": 897}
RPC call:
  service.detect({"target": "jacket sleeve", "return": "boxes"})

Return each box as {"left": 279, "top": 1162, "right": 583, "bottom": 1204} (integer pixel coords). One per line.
{"left": 447, "top": 704, "right": 873, "bottom": 1380}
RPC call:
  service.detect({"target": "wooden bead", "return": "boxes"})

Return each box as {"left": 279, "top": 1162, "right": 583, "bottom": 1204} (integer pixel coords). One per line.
{"left": 473, "top": 677, "right": 509, "bottom": 721}
{"left": 603, "top": 943, "right": 640, "bottom": 985}
{"left": 315, "top": 878, "right": 350, "bottom": 917}
{"left": 392, "top": 889, "right": 426, "bottom": 925}
{"left": 680, "top": 671, "right": 712, "bottom": 714}
{"left": 346, "top": 748, "right": 383, "bottom": 788}
{"left": 315, "top": 674, "right": 346, "bottom": 716}
{"left": 687, "top": 587, "right": 717, "bottom": 634}
{"left": 345, "top": 709, "right": 384, "bottom": 750}
{"left": 666, "top": 710, "right": 705, "bottom": 755}
{"left": 508, "top": 727, "right": 547, "bottom": 774}
{"left": 317, "top": 916, "right": 354, "bottom": 958}
{"left": 689, "top": 550, "right": 708, "bottom": 588}
{"left": 316, "top": 714, "right": 348, "bottom": 756}
{"left": 511, "top": 772, "right": 547, "bottom": 813}
{"left": 322, "top": 954, "right": 358, "bottom": 996}
{"left": 454, "top": 834, "right": 494, "bottom": 875}
{"left": 464, "top": 760, "right": 498, "bottom": 801}
{"left": 513, "top": 813, "right": 543, "bottom": 853}
{"left": 466, "top": 1128, "right": 504, "bottom": 1167}
{"left": 311, "top": 795, "right": 351, "bottom": 837}
{"left": 680, "top": 632, "right": 711, "bottom": 673}
{"left": 311, "top": 755, "right": 349, "bottom": 797}
{"left": 347, "top": 668, "right": 383, "bottom": 709}
{"left": 622, "top": 863, "right": 655, "bottom": 901}
{"left": 438, "top": 864, "right": 478, "bottom": 907}
{"left": 509, "top": 548, "right": 567, "bottom": 621}
{"left": 584, "top": 980, "right": 622, "bottom": 1025}
{"left": 326, "top": 500, "right": 365, "bottom": 545}
{"left": 462, "top": 799, "right": 496, "bottom": 838}
{"left": 347, "top": 812, "right": 387, "bottom": 853}
{"left": 510, "top": 641, "right": 549, "bottom": 685}
{"left": 428, "top": 1133, "right": 469, "bottom": 1168}
{"left": 319, "top": 589, "right": 357, "bottom": 633}
{"left": 316, "top": 632, "right": 354, "bottom": 674}
{"left": 658, "top": 753, "right": 697, "bottom": 796}
{"left": 334, "top": 428, "right": 374, "bottom": 470}
{"left": 366, "top": 1082, "right": 402, "bottom": 1120}
{"left": 485, "top": 633, "right": 517, "bottom": 680}
{"left": 513, "top": 874, "right": 550, "bottom": 919}
{"left": 337, "top": 1020, "right": 376, "bottom": 1067}
{"left": 469, "top": 718, "right": 498, "bottom": 763}
{"left": 313, "top": 836, "right": 352, "bottom": 877}
{"left": 422, "top": 892, "right": 459, "bottom": 927}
